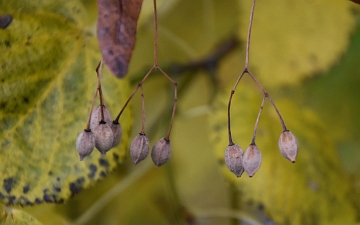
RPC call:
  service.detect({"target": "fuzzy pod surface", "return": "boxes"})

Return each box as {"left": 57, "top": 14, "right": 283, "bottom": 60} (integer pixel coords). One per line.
{"left": 225, "top": 144, "right": 244, "bottom": 177}
{"left": 93, "top": 121, "right": 114, "bottom": 156}
{"left": 243, "top": 144, "right": 262, "bottom": 177}
{"left": 130, "top": 133, "right": 150, "bottom": 165}
{"left": 76, "top": 130, "right": 95, "bottom": 161}
{"left": 151, "top": 138, "right": 171, "bottom": 167}
{"left": 278, "top": 130, "right": 298, "bottom": 163}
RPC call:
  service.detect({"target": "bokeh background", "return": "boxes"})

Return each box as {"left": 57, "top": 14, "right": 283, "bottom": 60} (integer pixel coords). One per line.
{"left": 1, "top": 0, "right": 360, "bottom": 224}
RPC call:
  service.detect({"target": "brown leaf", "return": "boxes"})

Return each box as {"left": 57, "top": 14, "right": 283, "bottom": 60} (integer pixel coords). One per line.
{"left": 0, "top": 14, "right": 12, "bottom": 29}
{"left": 97, "top": 0, "right": 143, "bottom": 78}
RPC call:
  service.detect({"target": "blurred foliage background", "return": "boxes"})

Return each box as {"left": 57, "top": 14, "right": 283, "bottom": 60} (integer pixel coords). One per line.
{"left": 1, "top": 0, "right": 360, "bottom": 224}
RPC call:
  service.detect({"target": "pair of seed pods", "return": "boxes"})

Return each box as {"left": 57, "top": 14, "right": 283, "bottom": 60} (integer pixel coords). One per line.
{"left": 76, "top": 105, "right": 122, "bottom": 160}
{"left": 130, "top": 134, "right": 171, "bottom": 167}
{"left": 225, "top": 130, "right": 298, "bottom": 177}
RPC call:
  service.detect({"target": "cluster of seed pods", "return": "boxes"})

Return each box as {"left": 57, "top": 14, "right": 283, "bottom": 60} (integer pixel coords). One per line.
{"left": 75, "top": 61, "right": 174, "bottom": 167}
{"left": 224, "top": 0, "right": 299, "bottom": 178}
{"left": 75, "top": 60, "right": 124, "bottom": 161}
{"left": 225, "top": 131, "right": 298, "bottom": 177}
{"left": 76, "top": 105, "right": 122, "bottom": 160}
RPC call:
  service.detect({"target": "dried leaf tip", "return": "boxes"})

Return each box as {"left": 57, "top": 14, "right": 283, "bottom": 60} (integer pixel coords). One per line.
{"left": 96, "top": 0, "right": 143, "bottom": 78}
{"left": 278, "top": 130, "right": 298, "bottom": 163}
{"left": 130, "top": 133, "right": 150, "bottom": 165}
{"left": 224, "top": 144, "right": 244, "bottom": 177}
{"left": 243, "top": 144, "right": 262, "bottom": 177}
{"left": 151, "top": 138, "right": 171, "bottom": 167}
{"left": 76, "top": 130, "right": 95, "bottom": 161}
{"left": 0, "top": 15, "right": 13, "bottom": 29}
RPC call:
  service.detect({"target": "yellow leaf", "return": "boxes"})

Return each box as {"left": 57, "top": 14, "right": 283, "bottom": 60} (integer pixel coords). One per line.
{"left": 1, "top": 206, "right": 43, "bottom": 225}
{"left": 0, "top": 0, "right": 132, "bottom": 205}
{"left": 210, "top": 82, "right": 357, "bottom": 224}
{"left": 237, "top": 0, "right": 355, "bottom": 86}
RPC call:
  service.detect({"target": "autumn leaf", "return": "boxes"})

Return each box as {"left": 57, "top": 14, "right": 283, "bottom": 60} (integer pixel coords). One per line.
{"left": 97, "top": 0, "right": 143, "bottom": 78}
{"left": 0, "top": 0, "right": 132, "bottom": 205}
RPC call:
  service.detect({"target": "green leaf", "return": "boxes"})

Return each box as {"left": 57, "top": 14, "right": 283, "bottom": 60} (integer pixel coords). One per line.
{"left": 210, "top": 82, "right": 357, "bottom": 224}
{"left": 236, "top": 0, "right": 356, "bottom": 87}
{"left": 0, "top": 0, "right": 132, "bottom": 205}
{"left": 300, "top": 24, "right": 360, "bottom": 140}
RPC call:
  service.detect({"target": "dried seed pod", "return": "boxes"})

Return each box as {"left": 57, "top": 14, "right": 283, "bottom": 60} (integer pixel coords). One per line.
{"left": 76, "top": 129, "right": 95, "bottom": 161}
{"left": 243, "top": 144, "right": 262, "bottom": 177}
{"left": 224, "top": 144, "right": 244, "bottom": 177}
{"left": 130, "top": 133, "right": 150, "bottom": 165}
{"left": 151, "top": 138, "right": 171, "bottom": 167}
{"left": 278, "top": 130, "right": 298, "bottom": 163}
{"left": 111, "top": 121, "right": 122, "bottom": 147}
{"left": 93, "top": 121, "right": 114, "bottom": 156}
{"left": 90, "top": 105, "right": 112, "bottom": 130}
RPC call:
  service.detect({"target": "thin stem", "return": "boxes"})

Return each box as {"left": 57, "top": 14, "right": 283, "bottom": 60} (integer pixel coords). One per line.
{"left": 244, "top": 0, "right": 286, "bottom": 131}
{"left": 267, "top": 96, "right": 287, "bottom": 131}
{"left": 157, "top": 67, "right": 177, "bottom": 140}
{"left": 156, "top": 66, "right": 177, "bottom": 85}
{"left": 228, "top": 0, "right": 287, "bottom": 145}
{"left": 95, "top": 60, "right": 105, "bottom": 121}
{"left": 153, "top": 0, "right": 158, "bottom": 66}
{"left": 231, "top": 69, "right": 247, "bottom": 95}
{"left": 115, "top": 0, "right": 178, "bottom": 141}
{"left": 227, "top": 0, "right": 257, "bottom": 145}
{"left": 114, "top": 67, "right": 155, "bottom": 122}
{"left": 227, "top": 70, "right": 246, "bottom": 145}
{"left": 227, "top": 91, "right": 235, "bottom": 146}
{"left": 247, "top": 70, "right": 287, "bottom": 131}
{"left": 140, "top": 84, "right": 146, "bottom": 134}
{"left": 246, "top": 70, "right": 266, "bottom": 94}
{"left": 165, "top": 84, "right": 177, "bottom": 140}
{"left": 251, "top": 96, "right": 265, "bottom": 144}
{"left": 245, "top": 0, "right": 256, "bottom": 68}
{"left": 85, "top": 89, "right": 98, "bottom": 130}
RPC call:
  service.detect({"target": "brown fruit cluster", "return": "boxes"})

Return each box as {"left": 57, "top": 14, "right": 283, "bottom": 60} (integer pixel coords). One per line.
{"left": 224, "top": 0, "right": 299, "bottom": 178}
{"left": 225, "top": 131, "right": 298, "bottom": 178}
{"left": 76, "top": 105, "right": 122, "bottom": 161}
{"left": 75, "top": 60, "right": 125, "bottom": 161}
